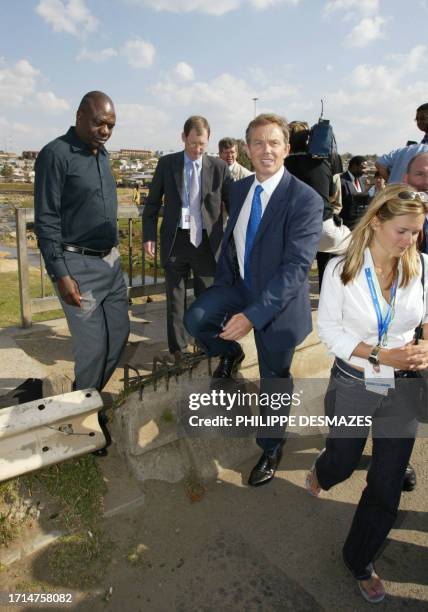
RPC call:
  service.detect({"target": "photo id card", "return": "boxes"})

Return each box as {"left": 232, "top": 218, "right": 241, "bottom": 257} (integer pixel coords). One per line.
{"left": 181, "top": 207, "right": 190, "bottom": 229}
{"left": 364, "top": 363, "right": 395, "bottom": 396}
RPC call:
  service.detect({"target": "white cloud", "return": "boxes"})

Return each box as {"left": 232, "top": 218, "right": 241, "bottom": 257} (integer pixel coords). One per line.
{"left": 137, "top": 0, "right": 239, "bottom": 15}
{"left": 76, "top": 47, "right": 118, "bottom": 63}
{"left": 147, "top": 70, "right": 302, "bottom": 147}
{"left": 0, "top": 59, "right": 40, "bottom": 106}
{"left": 36, "top": 0, "right": 98, "bottom": 36}
{"left": 250, "top": 0, "right": 301, "bottom": 8}
{"left": 345, "top": 16, "right": 387, "bottom": 47}
{"left": 121, "top": 38, "right": 156, "bottom": 69}
{"left": 174, "top": 62, "right": 195, "bottom": 82}
{"left": 0, "top": 117, "right": 34, "bottom": 135}
{"left": 35, "top": 91, "right": 70, "bottom": 113}
{"left": 0, "top": 58, "right": 69, "bottom": 116}
{"left": 324, "top": 0, "right": 388, "bottom": 47}
{"left": 323, "top": 45, "right": 428, "bottom": 153}
{"left": 109, "top": 103, "right": 170, "bottom": 147}
{"left": 129, "top": 0, "right": 300, "bottom": 16}
{"left": 325, "top": 0, "right": 379, "bottom": 17}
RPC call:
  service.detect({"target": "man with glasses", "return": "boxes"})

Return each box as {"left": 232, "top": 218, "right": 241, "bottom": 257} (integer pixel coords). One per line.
{"left": 218, "top": 137, "right": 252, "bottom": 181}
{"left": 143, "top": 116, "right": 231, "bottom": 358}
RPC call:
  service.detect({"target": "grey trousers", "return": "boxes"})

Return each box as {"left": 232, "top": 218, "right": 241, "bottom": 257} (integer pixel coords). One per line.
{"left": 58, "top": 248, "right": 130, "bottom": 391}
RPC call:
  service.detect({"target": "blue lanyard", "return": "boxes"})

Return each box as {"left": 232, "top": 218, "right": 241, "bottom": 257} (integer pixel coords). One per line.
{"left": 365, "top": 268, "right": 397, "bottom": 344}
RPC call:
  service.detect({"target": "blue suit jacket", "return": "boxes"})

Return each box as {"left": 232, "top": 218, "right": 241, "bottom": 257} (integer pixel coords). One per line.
{"left": 214, "top": 169, "right": 323, "bottom": 350}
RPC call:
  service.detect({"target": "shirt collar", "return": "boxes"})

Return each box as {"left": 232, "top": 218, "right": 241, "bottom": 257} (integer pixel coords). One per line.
{"left": 254, "top": 165, "right": 284, "bottom": 196}
{"left": 67, "top": 126, "right": 107, "bottom": 155}
{"left": 184, "top": 151, "right": 203, "bottom": 167}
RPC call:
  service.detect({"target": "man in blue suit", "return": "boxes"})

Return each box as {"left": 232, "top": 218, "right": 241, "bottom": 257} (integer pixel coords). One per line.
{"left": 185, "top": 113, "right": 323, "bottom": 486}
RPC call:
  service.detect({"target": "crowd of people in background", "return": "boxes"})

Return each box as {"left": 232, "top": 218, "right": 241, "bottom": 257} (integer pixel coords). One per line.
{"left": 34, "top": 92, "right": 428, "bottom": 605}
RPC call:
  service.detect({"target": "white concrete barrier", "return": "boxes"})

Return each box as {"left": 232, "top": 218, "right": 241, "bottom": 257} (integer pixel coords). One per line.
{"left": 0, "top": 389, "right": 106, "bottom": 482}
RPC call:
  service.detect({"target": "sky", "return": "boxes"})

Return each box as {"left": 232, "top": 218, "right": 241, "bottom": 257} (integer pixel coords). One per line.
{"left": 0, "top": 0, "right": 427, "bottom": 155}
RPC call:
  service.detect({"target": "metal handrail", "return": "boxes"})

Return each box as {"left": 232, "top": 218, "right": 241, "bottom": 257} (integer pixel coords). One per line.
{"left": 15, "top": 206, "right": 165, "bottom": 327}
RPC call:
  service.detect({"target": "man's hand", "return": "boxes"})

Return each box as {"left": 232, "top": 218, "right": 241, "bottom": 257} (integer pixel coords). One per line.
{"left": 144, "top": 240, "right": 156, "bottom": 257}
{"left": 219, "top": 313, "right": 253, "bottom": 341}
{"left": 57, "top": 275, "right": 81, "bottom": 307}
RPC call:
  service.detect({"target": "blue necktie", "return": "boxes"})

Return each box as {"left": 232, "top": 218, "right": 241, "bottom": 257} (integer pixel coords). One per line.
{"left": 244, "top": 184, "right": 263, "bottom": 288}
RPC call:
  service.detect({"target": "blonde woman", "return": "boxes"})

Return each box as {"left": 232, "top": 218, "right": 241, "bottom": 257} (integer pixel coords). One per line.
{"left": 307, "top": 184, "right": 428, "bottom": 603}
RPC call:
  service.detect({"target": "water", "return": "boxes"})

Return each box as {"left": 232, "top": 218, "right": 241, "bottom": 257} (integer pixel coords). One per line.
{"left": 0, "top": 243, "right": 41, "bottom": 267}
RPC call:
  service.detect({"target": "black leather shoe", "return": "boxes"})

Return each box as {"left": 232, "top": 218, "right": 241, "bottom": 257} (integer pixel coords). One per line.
{"left": 212, "top": 348, "right": 245, "bottom": 379}
{"left": 248, "top": 447, "right": 283, "bottom": 487}
{"left": 402, "top": 464, "right": 417, "bottom": 492}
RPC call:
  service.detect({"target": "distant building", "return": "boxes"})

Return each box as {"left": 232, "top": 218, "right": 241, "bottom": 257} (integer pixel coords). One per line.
{"left": 22, "top": 151, "right": 39, "bottom": 159}
{"left": 116, "top": 148, "right": 153, "bottom": 159}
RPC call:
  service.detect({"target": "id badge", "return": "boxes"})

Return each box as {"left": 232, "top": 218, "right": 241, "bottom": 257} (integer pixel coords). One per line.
{"left": 364, "top": 363, "right": 395, "bottom": 396}
{"left": 181, "top": 207, "right": 190, "bottom": 229}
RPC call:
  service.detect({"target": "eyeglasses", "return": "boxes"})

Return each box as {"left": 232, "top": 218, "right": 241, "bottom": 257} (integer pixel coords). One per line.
{"left": 398, "top": 191, "right": 428, "bottom": 203}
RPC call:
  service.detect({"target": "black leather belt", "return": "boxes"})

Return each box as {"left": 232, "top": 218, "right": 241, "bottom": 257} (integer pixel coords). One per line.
{"left": 63, "top": 244, "right": 112, "bottom": 257}
{"left": 176, "top": 228, "right": 207, "bottom": 233}
{"left": 335, "top": 358, "right": 419, "bottom": 380}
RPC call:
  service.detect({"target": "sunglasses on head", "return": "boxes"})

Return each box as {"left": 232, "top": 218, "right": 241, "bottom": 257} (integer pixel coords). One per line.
{"left": 398, "top": 190, "right": 428, "bottom": 203}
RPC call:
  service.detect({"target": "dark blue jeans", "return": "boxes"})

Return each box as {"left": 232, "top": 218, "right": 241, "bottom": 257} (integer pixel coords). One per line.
{"left": 316, "top": 363, "right": 417, "bottom": 580}
{"left": 184, "top": 283, "right": 294, "bottom": 451}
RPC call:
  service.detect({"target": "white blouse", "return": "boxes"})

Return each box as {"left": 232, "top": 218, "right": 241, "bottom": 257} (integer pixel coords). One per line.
{"left": 318, "top": 248, "right": 428, "bottom": 370}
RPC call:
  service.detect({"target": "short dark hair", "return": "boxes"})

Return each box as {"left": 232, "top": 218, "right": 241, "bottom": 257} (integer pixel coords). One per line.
{"left": 407, "top": 151, "right": 428, "bottom": 174}
{"left": 348, "top": 155, "right": 366, "bottom": 168}
{"left": 416, "top": 103, "right": 428, "bottom": 113}
{"left": 245, "top": 113, "right": 289, "bottom": 145}
{"left": 183, "top": 116, "right": 210, "bottom": 137}
{"left": 78, "top": 90, "right": 113, "bottom": 112}
{"left": 218, "top": 137, "right": 236, "bottom": 152}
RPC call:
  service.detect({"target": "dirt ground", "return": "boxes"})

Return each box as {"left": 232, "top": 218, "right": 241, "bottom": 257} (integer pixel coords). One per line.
{"left": 0, "top": 433, "right": 426, "bottom": 612}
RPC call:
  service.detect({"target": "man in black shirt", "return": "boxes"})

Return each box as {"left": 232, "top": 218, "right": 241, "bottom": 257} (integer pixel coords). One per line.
{"left": 35, "top": 91, "right": 129, "bottom": 391}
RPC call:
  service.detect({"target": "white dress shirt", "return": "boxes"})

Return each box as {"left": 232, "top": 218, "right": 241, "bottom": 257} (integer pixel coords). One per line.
{"left": 233, "top": 166, "right": 284, "bottom": 279}
{"left": 348, "top": 170, "right": 362, "bottom": 192}
{"left": 318, "top": 248, "right": 428, "bottom": 370}
{"left": 180, "top": 152, "right": 203, "bottom": 229}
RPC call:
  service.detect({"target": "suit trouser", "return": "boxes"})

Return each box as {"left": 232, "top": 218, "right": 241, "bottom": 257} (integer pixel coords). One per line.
{"left": 315, "top": 363, "right": 417, "bottom": 580}
{"left": 58, "top": 248, "right": 130, "bottom": 391}
{"left": 164, "top": 229, "right": 216, "bottom": 354}
{"left": 184, "top": 282, "right": 295, "bottom": 451}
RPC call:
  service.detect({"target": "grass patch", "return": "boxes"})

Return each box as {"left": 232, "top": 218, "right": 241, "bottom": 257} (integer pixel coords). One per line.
{"left": 161, "top": 408, "right": 175, "bottom": 423}
{"left": 0, "top": 480, "right": 21, "bottom": 546}
{"left": 0, "top": 270, "right": 63, "bottom": 328}
{"left": 29, "top": 456, "right": 106, "bottom": 532}
{"left": 0, "top": 183, "right": 33, "bottom": 192}
{"left": 26, "top": 456, "right": 111, "bottom": 588}
{"left": 47, "top": 530, "right": 112, "bottom": 589}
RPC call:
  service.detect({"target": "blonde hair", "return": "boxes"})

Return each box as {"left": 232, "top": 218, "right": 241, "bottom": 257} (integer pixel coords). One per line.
{"left": 341, "top": 183, "right": 428, "bottom": 287}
